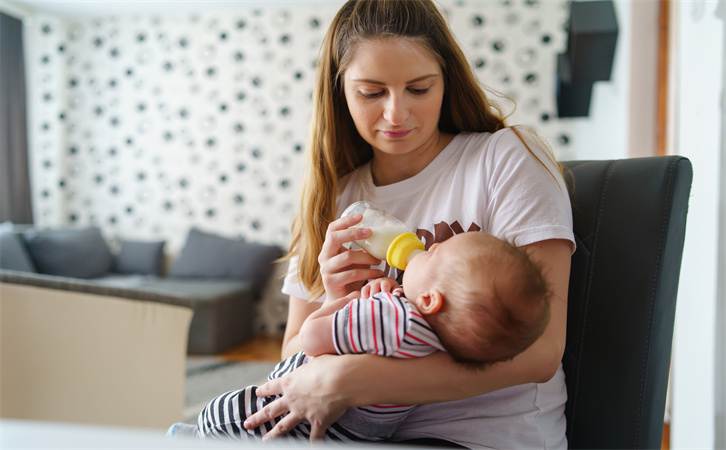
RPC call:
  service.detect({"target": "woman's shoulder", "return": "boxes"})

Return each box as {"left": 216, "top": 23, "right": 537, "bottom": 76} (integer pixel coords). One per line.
{"left": 455, "top": 126, "right": 565, "bottom": 193}
{"left": 462, "top": 127, "right": 557, "bottom": 173}
{"left": 464, "top": 126, "right": 535, "bottom": 153}
{"left": 453, "top": 127, "right": 526, "bottom": 161}
{"left": 443, "top": 130, "right": 521, "bottom": 184}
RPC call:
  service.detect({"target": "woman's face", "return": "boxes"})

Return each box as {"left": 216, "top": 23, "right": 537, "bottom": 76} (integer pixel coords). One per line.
{"left": 342, "top": 38, "right": 445, "bottom": 156}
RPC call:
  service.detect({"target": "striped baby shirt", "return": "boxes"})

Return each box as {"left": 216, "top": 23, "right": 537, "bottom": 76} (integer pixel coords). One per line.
{"left": 332, "top": 289, "right": 445, "bottom": 419}
{"left": 332, "top": 288, "right": 445, "bottom": 358}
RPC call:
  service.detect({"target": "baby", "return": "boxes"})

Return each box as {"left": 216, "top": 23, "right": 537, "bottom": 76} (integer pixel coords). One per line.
{"left": 178, "top": 231, "right": 551, "bottom": 442}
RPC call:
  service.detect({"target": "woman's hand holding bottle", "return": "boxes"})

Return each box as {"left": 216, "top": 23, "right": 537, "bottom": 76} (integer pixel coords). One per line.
{"left": 318, "top": 213, "right": 385, "bottom": 300}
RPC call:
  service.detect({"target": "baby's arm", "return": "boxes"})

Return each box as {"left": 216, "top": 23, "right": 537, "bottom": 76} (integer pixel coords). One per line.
{"left": 299, "top": 292, "right": 358, "bottom": 356}
{"left": 302, "top": 277, "right": 406, "bottom": 357}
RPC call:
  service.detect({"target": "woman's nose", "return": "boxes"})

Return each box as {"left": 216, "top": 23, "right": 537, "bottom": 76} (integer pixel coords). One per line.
{"left": 382, "top": 94, "right": 410, "bottom": 126}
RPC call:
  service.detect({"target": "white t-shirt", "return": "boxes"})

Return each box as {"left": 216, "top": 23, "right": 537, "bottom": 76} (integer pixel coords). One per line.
{"left": 282, "top": 128, "right": 576, "bottom": 449}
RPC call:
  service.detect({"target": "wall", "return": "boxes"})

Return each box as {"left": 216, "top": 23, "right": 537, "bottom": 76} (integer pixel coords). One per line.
{"left": 670, "top": 0, "right": 724, "bottom": 447}
{"left": 718, "top": 2, "right": 726, "bottom": 445}
{"left": 556, "top": 0, "right": 632, "bottom": 161}
{"left": 627, "top": 0, "right": 658, "bottom": 157}
{"left": 24, "top": 8, "right": 331, "bottom": 249}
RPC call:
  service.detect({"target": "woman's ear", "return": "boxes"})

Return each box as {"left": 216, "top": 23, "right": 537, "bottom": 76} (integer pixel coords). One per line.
{"left": 415, "top": 290, "right": 444, "bottom": 315}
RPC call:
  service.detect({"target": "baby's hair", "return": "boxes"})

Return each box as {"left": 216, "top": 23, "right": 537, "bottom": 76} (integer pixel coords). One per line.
{"left": 427, "top": 234, "right": 552, "bottom": 370}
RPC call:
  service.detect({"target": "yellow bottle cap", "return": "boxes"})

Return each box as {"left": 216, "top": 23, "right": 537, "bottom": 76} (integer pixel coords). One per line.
{"left": 386, "top": 232, "right": 425, "bottom": 270}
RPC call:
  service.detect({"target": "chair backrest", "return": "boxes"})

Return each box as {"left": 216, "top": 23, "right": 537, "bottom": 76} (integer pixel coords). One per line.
{"left": 561, "top": 156, "right": 692, "bottom": 449}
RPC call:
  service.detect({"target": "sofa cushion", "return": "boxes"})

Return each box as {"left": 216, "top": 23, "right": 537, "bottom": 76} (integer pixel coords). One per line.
{"left": 0, "top": 230, "right": 36, "bottom": 272}
{"left": 113, "top": 239, "right": 165, "bottom": 276}
{"left": 22, "top": 226, "right": 114, "bottom": 278}
{"left": 94, "top": 276, "right": 254, "bottom": 303}
{"left": 169, "top": 227, "right": 283, "bottom": 291}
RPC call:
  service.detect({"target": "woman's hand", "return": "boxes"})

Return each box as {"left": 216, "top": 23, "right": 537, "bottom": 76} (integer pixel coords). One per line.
{"left": 319, "top": 214, "right": 384, "bottom": 300}
{"left": 243, "top": 355, "right": 351, "bottom": 441}
{"left": 360, "top": 276, "right": 401, "bottom": 298}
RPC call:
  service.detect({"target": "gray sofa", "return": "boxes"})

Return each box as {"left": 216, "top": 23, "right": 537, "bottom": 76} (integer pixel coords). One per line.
{"left": 0, "top": 224, "right": 283, "bottom": 354}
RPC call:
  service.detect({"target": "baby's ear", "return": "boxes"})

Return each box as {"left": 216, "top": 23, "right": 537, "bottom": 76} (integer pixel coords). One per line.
{"left": 416, "top": 290, "right": 444, "bottom": 315}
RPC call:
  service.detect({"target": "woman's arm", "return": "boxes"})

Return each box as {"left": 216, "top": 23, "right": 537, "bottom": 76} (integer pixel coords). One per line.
{"left": 281, "top": 295, "right": 321, "bottom": 359}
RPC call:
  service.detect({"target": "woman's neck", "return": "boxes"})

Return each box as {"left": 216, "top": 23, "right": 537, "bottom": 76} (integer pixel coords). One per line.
{"left": 370, "top": 131, "right": 455, "bottom": 186}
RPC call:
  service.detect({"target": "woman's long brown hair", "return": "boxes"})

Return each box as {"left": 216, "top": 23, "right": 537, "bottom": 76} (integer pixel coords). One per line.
{"left": 287, "top": 0, "right": 561, "bottom": 300}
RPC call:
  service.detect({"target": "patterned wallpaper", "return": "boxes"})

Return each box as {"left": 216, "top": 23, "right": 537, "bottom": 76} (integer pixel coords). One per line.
{"left": 25, "top": 0, "right": 570, "bottom": 333}
{"left": 28, "top": 8, "right": 327, "bottom": 250}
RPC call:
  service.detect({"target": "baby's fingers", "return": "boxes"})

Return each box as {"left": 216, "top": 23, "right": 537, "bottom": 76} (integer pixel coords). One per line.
{"left": 369, "top": 281, "right": 382, "bottom": 296}
{"left": 380, "top": 278, "right": 401, "bottom": 293}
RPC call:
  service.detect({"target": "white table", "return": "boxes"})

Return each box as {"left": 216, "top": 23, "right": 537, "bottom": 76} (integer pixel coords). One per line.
{"left": 0, "top": 419, "right": 425, "bottom": 449}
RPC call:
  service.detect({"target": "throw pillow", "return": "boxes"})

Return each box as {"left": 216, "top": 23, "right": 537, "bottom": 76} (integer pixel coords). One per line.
{"left": 113, "top": 239, "right": 166, "bottom": 276}
{"left": 255, "top": 260, "right": 291, "bottom": 335}
{"left": 22, "top": 226, "right": 114, "bottom": 278}
{"left": 169, "top": 227, "right": 283, "bottom": 291}
{"left": 0, "top": 230, "right": 36, "bottom": 272}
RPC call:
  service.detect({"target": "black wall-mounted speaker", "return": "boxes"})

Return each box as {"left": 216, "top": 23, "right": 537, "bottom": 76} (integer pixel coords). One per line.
{"left": 556, "top": 54, "right": 594, "bottom": 118}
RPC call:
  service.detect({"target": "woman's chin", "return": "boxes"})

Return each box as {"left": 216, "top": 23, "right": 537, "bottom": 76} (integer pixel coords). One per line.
{"left": 372, "top": 137, "right": 424, "bottom": 156}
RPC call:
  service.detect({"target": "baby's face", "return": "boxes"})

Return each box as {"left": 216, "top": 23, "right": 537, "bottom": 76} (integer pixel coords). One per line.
{"left": 402, "top": 232, "right": 486, "bottom": 300}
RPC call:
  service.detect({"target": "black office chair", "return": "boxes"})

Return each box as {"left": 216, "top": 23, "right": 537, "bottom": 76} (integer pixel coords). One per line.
{"left": 397, "top": 156, "right": 693, "bottom": 449}
{"left": 562, "top": 156, "right": 692, "bottom": 449}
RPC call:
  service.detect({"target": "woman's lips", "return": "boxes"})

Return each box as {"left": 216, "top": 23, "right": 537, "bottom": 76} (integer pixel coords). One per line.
{"left": 381, "top": 129, "right": 412, "bottom": 138}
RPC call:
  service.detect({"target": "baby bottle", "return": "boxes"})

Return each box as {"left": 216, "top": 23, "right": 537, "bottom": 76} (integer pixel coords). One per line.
{"left": 340, "top": 201, "right": 424, "bottom": 270}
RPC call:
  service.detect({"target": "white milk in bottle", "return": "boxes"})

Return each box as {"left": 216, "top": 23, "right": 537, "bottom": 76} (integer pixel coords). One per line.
{"left": 340, "top": 201, "right": 424, "bottom": 270}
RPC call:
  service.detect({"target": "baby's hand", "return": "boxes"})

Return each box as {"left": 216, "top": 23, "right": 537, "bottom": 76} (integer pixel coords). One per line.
{"left": 361, "top": 277, "right": 401, "bottom": 298}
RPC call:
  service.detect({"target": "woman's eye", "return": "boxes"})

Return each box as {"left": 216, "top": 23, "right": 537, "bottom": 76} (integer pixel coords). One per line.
{"left": 359, "top": 91, "right": 384, "bottom": 99}
{"left": 357, "top": 87, "right": 430, "bottom": 99}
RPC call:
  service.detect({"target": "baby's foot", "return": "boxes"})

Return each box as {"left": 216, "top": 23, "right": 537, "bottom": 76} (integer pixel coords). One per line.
{"left": 166, "top": 422, "right": 199, "bottom": 438}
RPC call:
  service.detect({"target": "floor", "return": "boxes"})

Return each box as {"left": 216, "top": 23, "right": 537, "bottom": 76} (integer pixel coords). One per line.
{"left": 662, "top": 423, "right": 670, "bottom": 450}
{"left": 219, "top": 334, "right": 283, "bottom": 362}
{"left": 215, "top": 335, "right": 671, "bottom": 450}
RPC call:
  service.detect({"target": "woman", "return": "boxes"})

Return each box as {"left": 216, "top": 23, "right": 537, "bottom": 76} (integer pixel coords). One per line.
{"left": 244, "top": 1, "right": 575, "bottom": 448}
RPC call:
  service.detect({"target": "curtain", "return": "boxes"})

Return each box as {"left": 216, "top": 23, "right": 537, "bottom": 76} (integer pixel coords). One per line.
{"left": 0, "top": 11, "right": 33, "bottom": 224}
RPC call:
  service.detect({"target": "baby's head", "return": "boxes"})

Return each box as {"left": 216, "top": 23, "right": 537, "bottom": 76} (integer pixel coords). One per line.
{"left": 402, "top": 232, "right": 551, "bottom": 369}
